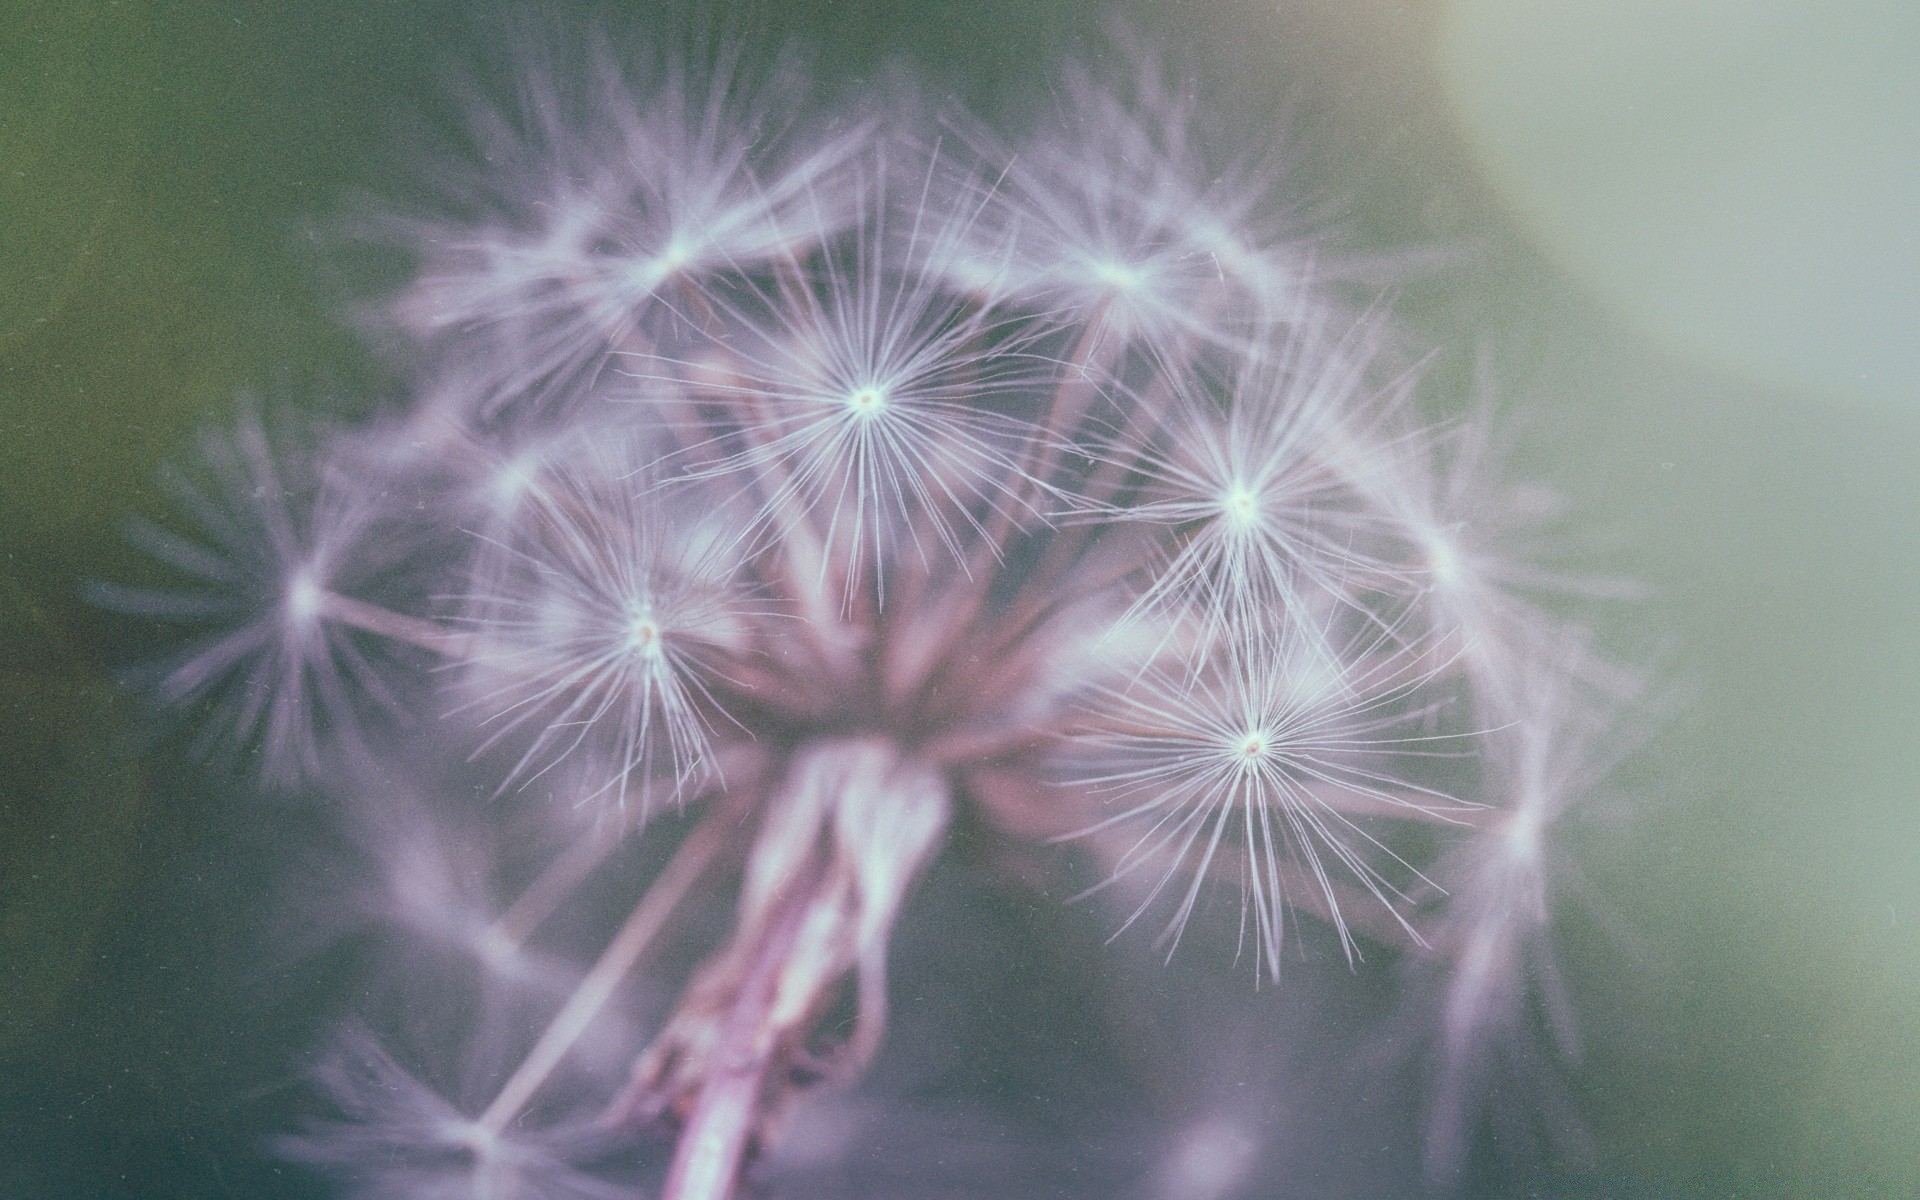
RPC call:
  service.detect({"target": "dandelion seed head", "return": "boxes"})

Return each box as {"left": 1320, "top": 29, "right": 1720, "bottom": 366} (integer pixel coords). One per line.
{"left": 98, "top": 24, "right": 1651, "bottom": 1195}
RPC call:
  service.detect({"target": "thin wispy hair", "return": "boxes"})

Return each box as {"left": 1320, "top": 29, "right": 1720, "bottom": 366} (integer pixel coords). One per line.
{"left": 453, "top": 428, "right": 760, "bottom": 813}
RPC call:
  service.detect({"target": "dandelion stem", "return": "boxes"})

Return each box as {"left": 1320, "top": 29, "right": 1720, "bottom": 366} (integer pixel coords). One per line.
{"left": 487, "top": 822, "right": 629, "bottom": 952}
{"left": 486, "top": 748, "right": 759, "bottom": 953}
{"left": 317, "top": 591, "right": 467, "bottom": 656}
{"left": 657, "top": 877, "right": 814, "bottom": 1200}
{"left": 478, "top": 804, "right": 731, "bottom": 1133}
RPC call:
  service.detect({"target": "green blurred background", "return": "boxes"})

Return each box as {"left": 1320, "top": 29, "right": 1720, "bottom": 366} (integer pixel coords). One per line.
{"left": 2, "top": 0, "right": 1915, "bottom": 1195}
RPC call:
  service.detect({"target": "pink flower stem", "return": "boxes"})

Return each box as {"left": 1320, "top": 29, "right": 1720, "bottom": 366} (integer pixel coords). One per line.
{"left": 658, "top": 877, "right": 816, "bottom": 1200}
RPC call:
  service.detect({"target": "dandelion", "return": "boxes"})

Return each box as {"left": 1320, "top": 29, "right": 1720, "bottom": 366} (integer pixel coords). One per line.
{"left": 1405, "top": 661, "right": 1652, "bottom": 1182}
{"left": 1078, "top": 307, "right": 1411, "bottom": 650}
{"left": 452, "top": 427, "right": 759, "bottom": 812}
{"left": 90, "top": 409, "right": 429, "bottom": 787}
{"left": 382, "top": 37, "right": 870, "bottom": 413}
{"left": 948, "top": 42, "right": 1321, "bottom": 359}
{"left": 622, "top": 151, "right": 1059, "bottom": 595}
{"left": 101, "top": 25, "right": 1649, "bottom": 1199}
{"left": 1064, "top": 617, "right": 1477, "bottom": 978}
{"left": 278, "top": 1025, "right": 634, "bottom": 1200}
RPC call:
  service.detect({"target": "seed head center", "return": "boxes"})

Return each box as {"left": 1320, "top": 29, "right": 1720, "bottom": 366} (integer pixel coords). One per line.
{"left": 1503, "top": 806, "right": 1543, "bottom": 863}
{"left": 444, "top": 1117, "right": 504, "bottom": 1163}
{"left": 1220, "top": 483, "right": 1262, "bottom": 530}
{"left": 624, "top": 612, "right": 664, "bottom": 659}
{"left": 1425, "top": 531, "right": 1464, "bottom": 589}
{"left": 488, "top": 455, "right": 540, "bottom": 510}
{"left": 1091, "top": 258, "right": 1145, "bottom": 294}
{"left": 284, "top": 570, "right": 324, "bottom": 627}
{"left": 655, "top": 236, "right": 691, "bottom": 272}
{"left": 845, "top": 385, "right": 889, "bottom": 417}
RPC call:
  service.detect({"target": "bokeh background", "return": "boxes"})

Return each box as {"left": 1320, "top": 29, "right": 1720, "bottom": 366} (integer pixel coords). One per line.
{"left": 3, "top": 0, "right": 1915, "bottom": 1195}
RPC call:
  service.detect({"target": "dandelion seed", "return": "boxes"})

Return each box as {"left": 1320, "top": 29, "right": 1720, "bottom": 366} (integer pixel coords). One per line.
{"left": 455, "top": 428, "right": 759, "bottom": 813}
{"left": 91, "top": 411, "right": 427, "bottom": 787}
{"left": 957, "top": 42, "right": 1322, "bottom": 360}
{"left": 1068, "top": 620, "right": 1477, "bottom": 978}
{"left": 1078, "top": 313, "right": 1406, "bottom": 653}
{"left": 624, "top": 150, "right": 1058, "bottom": 598}
{"left": 385, "top": 38, "right": 870, "bottom": 412}
{"left": 278, "top": 1026, "right": 631, "bottom": 1200}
